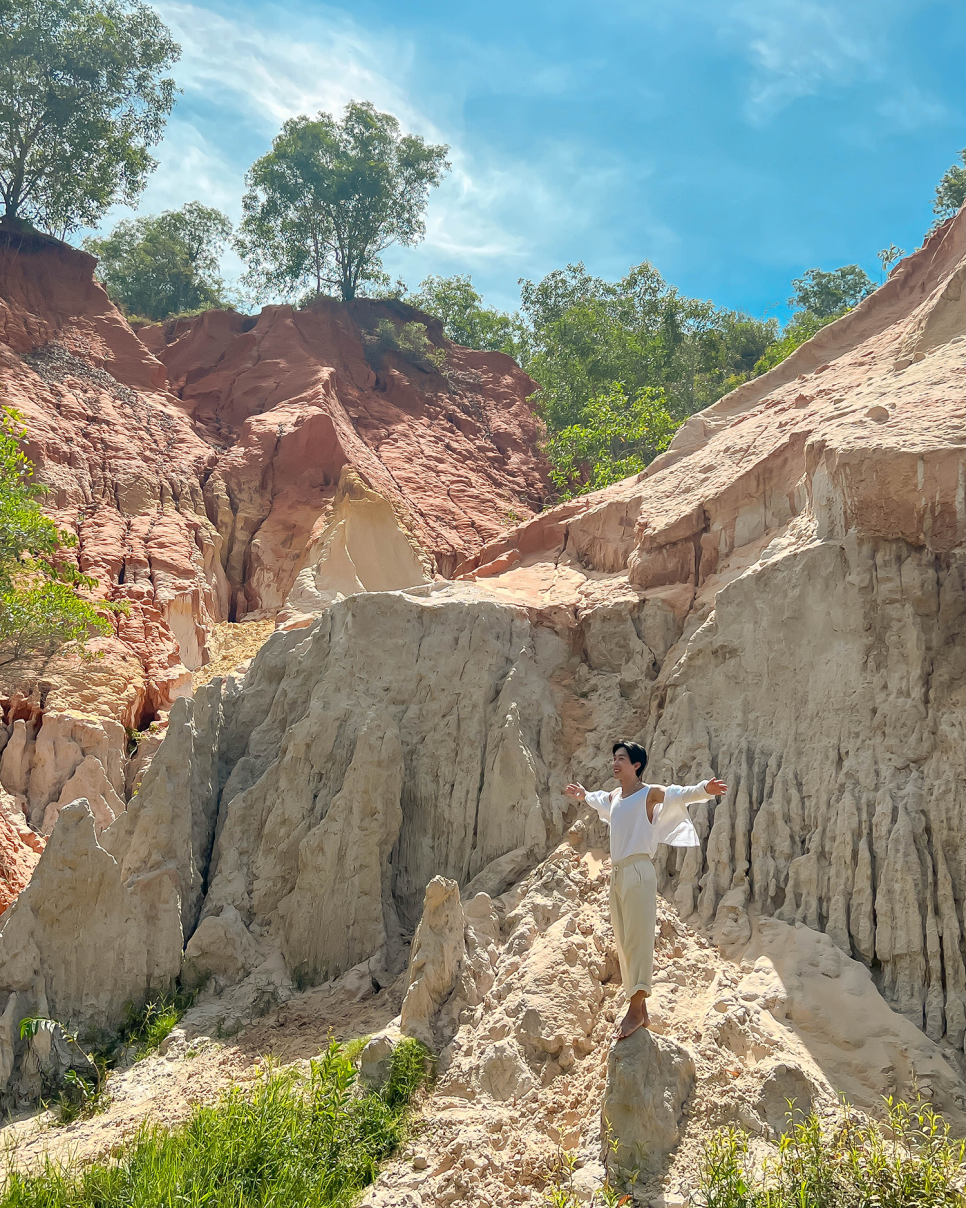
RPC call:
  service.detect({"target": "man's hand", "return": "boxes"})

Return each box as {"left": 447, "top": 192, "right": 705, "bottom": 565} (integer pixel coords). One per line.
{"left": 565, "top": 783, "right": 588, "bottom": 801}
{"left": 707, "top": 778, "right": 728, "bottom": 796}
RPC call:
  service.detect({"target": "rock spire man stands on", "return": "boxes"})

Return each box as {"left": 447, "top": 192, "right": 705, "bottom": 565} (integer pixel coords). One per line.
{"left": 567, "top": 741, "right": 726, "bottom": 1040}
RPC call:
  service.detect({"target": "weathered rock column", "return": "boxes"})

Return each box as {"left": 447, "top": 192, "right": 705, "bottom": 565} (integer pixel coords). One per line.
{"left": 601, "top": 1029, "right": 696, "bottom": 1177}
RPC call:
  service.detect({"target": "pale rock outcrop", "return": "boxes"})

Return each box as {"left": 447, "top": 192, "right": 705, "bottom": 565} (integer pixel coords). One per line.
{"left": 200, "top": 591, "right": 570, "bottom": 973}
{"left": 0, "top": 800, "right": 183, "bottom": 1074}
{"left": 102, "top": 681, "right": 235, "bottom": 935}
{"left": 281, "top": 468, "right": 433, "bottom": 626}
{"left": 0, "top": 231, "right": 551, "bottom": 910}
{"left": 23, "top": 712, "right": 126, "bottom": 827}
{"left": 43, "top": 754, "right": 124, "bottom": 834}
{"left": 438, "top": 204, "right": 966, "bottom": 1055}
{"left": 0, "top": 676, "right": 238, "bottom": 1104}
{"left": 364, "top": 832, "right": 965, "bottom": 1206}
{"left": 0, "top": 721, "right": 32, "bottom": 799}
{"left": 182, "top": 905, "right": 263, "bottom": 987}
{"left": 0, "top": 590, "right": 576, "bottom": 1073}
{"left": 276, "top": 710, "right": 405, "bottom": 984}
{"left": 601, "top": 1029, "right": 696, "bottom": 1175}
{"left": 399, "top": 877, "right": 466, "bottom": 1047}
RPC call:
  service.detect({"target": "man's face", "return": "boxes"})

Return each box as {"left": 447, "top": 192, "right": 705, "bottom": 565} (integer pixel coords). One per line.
{"left": 613, "top": 747, "right": 638, "bottom": 778}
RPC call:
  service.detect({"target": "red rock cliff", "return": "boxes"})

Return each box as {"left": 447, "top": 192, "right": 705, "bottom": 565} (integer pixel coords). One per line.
{"left": 0, "top": 230, "right": 551, "bottom": 904}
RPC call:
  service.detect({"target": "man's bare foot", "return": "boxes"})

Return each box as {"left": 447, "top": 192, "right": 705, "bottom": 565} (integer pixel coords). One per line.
{"left": 614, "top": 993, "right": 649, "bottom": 1040}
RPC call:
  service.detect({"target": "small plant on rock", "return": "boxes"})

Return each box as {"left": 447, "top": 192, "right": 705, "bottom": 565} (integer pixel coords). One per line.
{"left": 18, "top": 1016, "right": 108, "bottom": 1123}
{"left": 372, "top": 317, "right": 447, "bottom": 372}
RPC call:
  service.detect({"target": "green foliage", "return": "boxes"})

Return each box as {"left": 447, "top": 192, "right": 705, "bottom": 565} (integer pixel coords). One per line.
{"left": 408, "top": 273, "right": 525, "bottom": 356}
{"left": 878, "top": 243, "right": 905, "bottom": 274}
{"left": 934, "top": 149, "right": 966, "bottom": 222}
{"left": 517, "top": 261, "right": 774, "bottom": 497}
{"left": 115, "top": 985, "right": 197, "bottom": 1057}
{"left": 83, "top": 201, "right": 231, "bottom": 321}
{"left": 546, "top": 383, "right": 676, "bottom": 497}
{"left": 752, "top": 309, "right": 839, "bottom": 375}
{"left": 237, "top": 101, "right": 449, "bottom": 303}
{"left": 372, "top": 316, "right": 446, "bottom": 371}
{"left": 788, "top": 265, "right": 874, "bottom": 319}
{"left": 698, "top": 1099, "right": 966, "bottom": 1208}
{"left": 0, "top": 1038, "right": 431, "bottom": 1208}
{"left": 0, "top": 409, "right": 120, "bottom": 666}
{"left": 749, "top": 263, "right": 876, "bottom": 377}
{"left": 542, "top": 1147, "right": 629, "bottom": 1206}
{"left": 18, "top": 1016, "right": 108, "bottom": 1123}
{"left": 0, "top": 0, "right": 179, "bottom": 234}
{"left": 520, "top": 261, "right": 777, "bottom": 431}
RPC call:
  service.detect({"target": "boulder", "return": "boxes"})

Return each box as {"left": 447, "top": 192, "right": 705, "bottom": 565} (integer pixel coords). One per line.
{"left": 183, "top": 905, "right": 262, "bottom": 985}
{"left": 754, "top": 1062, "right": 819, "bottom": 1138}
{"left": 601, "top": 1029, "right": 696, "bottom": 1175}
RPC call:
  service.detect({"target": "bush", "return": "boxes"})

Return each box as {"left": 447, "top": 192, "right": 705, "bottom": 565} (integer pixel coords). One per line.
{"left": 1, "top": 1039, "right": 432, "bottom": 1208}
{"left": 698, "top": 1098, "right": 966, "bottom": 1208}
{"left": 545, "top": 382, "right": 676, "bottom": 499}
{"left": 0, "top": 407, "right": 123, "bottom": 666}
{"left": 372, "top": 317, "right": 446, "bottom": 372}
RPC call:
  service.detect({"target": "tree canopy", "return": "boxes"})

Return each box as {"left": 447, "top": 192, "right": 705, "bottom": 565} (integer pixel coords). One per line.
{"left": 236, "top": 102, "right": 450, "bottom": 303}
{"left": 933, "top": 149, "right": 966, "bottom": 222}
{"left": 407, "top": 274, "right": 524, "bottom": 356}
{"left": 84, "top": 201, "right": 232, "bottom": 320}
{"left": 788, "top": 265, "right": 874, "bottom": 319}
{"left": 0, "top": 0, "right": 179, "bottom": 235}
{"left": 0, "top": 410, "right": 119, "bottom": 667}
{"left": 513, "top": 260, "right": 776, "bottom": 495}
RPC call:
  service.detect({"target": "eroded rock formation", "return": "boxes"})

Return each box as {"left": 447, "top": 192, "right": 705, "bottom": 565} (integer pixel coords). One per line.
{"left": 4, "top": 202, "right": 966, "bottom": 1134}
{"left": 0, "top": 230, "right": 550, "bottom": 906}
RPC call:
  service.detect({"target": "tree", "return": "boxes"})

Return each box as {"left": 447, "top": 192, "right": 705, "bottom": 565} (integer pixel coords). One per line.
{"left": 788, "top": 265, "right": 874, "bottom": 319}
{"left": 519, "top": 260, "right": 777, "bottom": 432}
{"left": 236, "top": 101, "right": 449, "bottom": 303}
{"left": 0, "top": 0, "right": 179, "bottom": 235}
{"left": 753, "top": 309, "right": 837, "bottom": 376}
{"left": 0, "top": 410, "right": 119, "bottom": 666}
{"left": 84, "top": 202, "right": 231, "bottom": 320}
{"left": 933, "top": 149, "right": 966, "bottom": 222}
{"left": 408, "top": 274, "right": 524, "bottom": 356}
{"left": 515, "top": 260, "right": 777, "bottom": 498}
{"left": 545, "top": 383, "right": 676, "bottom": 497}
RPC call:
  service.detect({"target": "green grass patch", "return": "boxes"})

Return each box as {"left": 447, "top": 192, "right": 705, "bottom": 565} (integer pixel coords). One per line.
{"left": 3, "top": 1039, "right": 430, "bottom": 1208}
{"left": 114, "top": 986, "right": 198, "bottom": 1059}
{"left": 699, "top": 1097, "right": 966, "bottom": 1208}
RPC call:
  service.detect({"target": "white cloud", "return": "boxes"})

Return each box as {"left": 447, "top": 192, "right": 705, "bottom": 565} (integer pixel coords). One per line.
{"left": 727, "top": 0, "right": 883, "bottom": 113}
{"left": 84, "top": 0, "right": 640, "bottom": 308}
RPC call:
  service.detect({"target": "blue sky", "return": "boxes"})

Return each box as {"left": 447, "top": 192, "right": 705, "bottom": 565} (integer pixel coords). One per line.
{"left": 106, "top": 0, "right": 966, "bottom": 319}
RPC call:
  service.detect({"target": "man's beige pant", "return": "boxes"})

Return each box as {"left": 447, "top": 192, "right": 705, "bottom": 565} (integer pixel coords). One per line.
{"left": 610, "top": 853, "right": 657, "bottom": 998}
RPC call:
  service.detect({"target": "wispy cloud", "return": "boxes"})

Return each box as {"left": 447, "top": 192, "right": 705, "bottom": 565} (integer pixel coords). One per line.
{"left": 90, "top": 0, "right": 641, "bottom": 307}
{"left": 721, "top": 0, "right": 884, "bottom": 115}
{"left": 877, "top": 84, "right": 947, "bottom": 131}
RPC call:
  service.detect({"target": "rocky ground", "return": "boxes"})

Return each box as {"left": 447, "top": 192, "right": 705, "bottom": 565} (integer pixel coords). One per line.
{"left": 6, "top": 830, "right": 963, "bottom": 1206}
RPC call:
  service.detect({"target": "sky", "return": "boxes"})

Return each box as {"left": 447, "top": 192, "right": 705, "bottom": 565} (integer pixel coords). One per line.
{"left": 97, "top": 0, "right": 966, "bottom": 320}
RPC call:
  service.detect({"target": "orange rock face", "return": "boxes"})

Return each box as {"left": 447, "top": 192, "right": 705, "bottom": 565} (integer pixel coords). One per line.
{"left": 0, "top": 231, "right": 551, "bottom": 909}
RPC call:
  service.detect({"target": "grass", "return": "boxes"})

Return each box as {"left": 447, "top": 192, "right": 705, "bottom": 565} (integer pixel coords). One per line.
{"left": 113, "top": 986, "right": 199, "bottom": 1058}
{"left": 699, "top": 1097, "right": 966, "bottom": 1208}
{"left": 4, "top": 1039, "right": 431, "bottom": 1208}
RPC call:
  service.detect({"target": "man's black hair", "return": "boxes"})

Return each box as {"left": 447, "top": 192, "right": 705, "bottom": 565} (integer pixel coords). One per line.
{"left": 613, "top": 740, "right": 648, "bottom": 775}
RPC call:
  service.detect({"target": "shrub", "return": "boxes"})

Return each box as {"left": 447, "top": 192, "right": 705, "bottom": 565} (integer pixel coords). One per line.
{"left": 698, "top": 1098, "right": 966, "bottom": 1208}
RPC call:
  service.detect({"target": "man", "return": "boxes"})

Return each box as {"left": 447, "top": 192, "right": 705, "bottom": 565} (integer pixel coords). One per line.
{"left": 566, "top": 740, "right": 727, "bottom": 1040}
